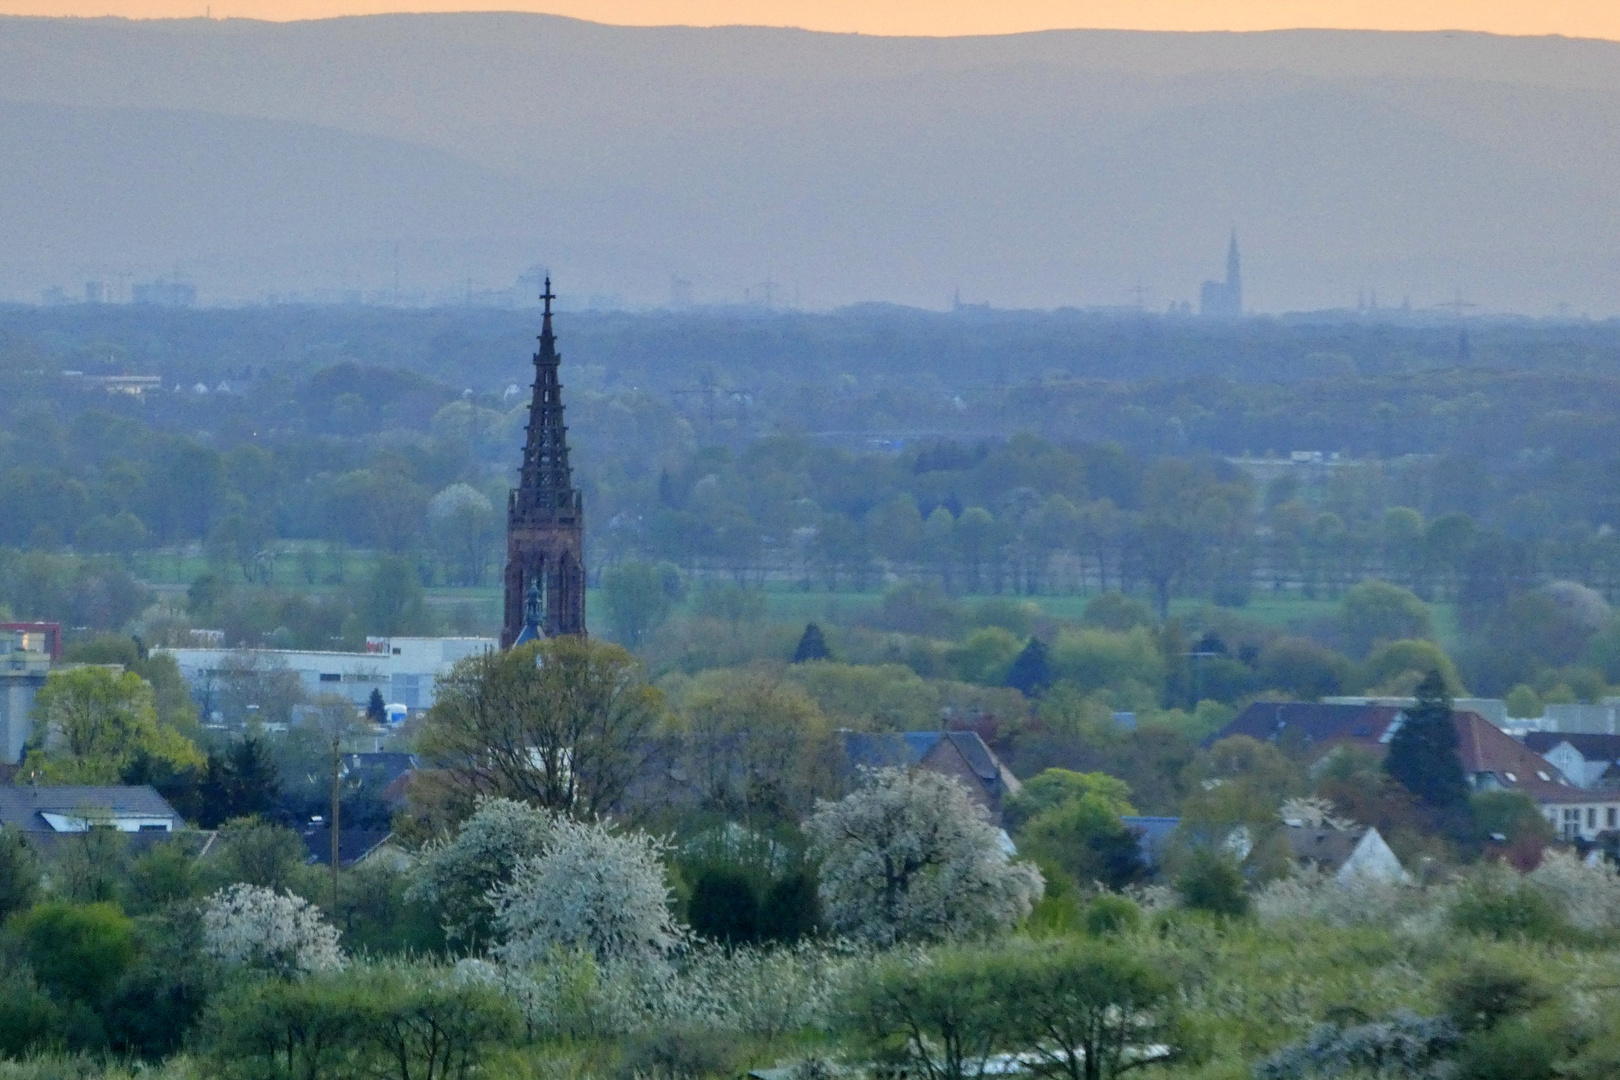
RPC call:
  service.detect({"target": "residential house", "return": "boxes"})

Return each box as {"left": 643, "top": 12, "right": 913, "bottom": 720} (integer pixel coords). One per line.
{"left": 838, "top": 730, "right": 1022, "bottom": 822}
{"left": 1212, "top": 702, "right": 1620, "bottom": 842}
{"left": 342, "top": 751, "right": 418, "bottom": 790}
{"left": 1522, "top": 732, "right": 1620, "bottom": 790}
{"left": 0, "top": 785, "right": 181, "bottom": 834}
{"left": 300, "top": 825, "right": 401, "bottom": 868}
{"left": 1206, "top": 701, "right": 1405, "bottom": 754}
{"left": 1285, "top": 824, "right": 1408, "bottom": 884}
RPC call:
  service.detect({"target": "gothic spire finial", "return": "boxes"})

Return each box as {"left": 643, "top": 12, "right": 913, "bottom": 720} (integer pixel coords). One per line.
{"left": 541, "top": 276, "right": 554, "bottom": 314}
{"left": 513, "top": 578, "right": 543, "bottom": 645}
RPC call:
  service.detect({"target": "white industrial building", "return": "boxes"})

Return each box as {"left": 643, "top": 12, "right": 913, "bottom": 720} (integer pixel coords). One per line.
{"left": 158, "top": 636, "right": 495, "bottom": 719}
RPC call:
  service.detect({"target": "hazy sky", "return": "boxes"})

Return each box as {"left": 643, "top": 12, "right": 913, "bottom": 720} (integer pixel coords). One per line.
{"left": 1, "top": 0, "right": 1616, "bottom": 38}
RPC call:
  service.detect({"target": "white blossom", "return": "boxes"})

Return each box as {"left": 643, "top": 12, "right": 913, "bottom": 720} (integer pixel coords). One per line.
{"left": 408, "top": 797, "right": 556, "bottom": 948}
{"left": 1278, "top": 796, "right": 1355, "bottom": 830}
{"left": 1528, "top": 849, "right": 1620, "bottom": 931}
{"left": 202, "top": 883, "right": 344, "bottom": 976}
{"left": 490, "top": 816, "right": 682, "bottom": 972}
{"left": 461, "top": 936, "right": 857, "bottom": 1040}
{"left": 803, "top": 767, "right": 1044, "bottom": 945}
{"left": 671, "top": 939, "right": 862, "bottom": 1038}
{"left": 1255, "top": 865, "right": 1429, "bottom": 930}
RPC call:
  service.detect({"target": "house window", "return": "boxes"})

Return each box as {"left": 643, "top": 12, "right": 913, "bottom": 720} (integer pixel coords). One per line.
{"left": 319, "top": 673, "right": 341, "bottom": 682}
{"left": 1608, "top": 807, "right": 1617, "bottom": 829}
{"left": 1589, "top": 808, "right": 1598, "bottom": 829}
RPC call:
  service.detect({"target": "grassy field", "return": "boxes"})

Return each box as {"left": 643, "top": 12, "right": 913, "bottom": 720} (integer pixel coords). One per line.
{"left": 131, "top": 549, "right": 1460, "bottom": 647}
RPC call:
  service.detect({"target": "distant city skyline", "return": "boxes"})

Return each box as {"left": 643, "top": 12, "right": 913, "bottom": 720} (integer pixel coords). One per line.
{"left": 0, "top": 1, "right": 1614, "bottom": 39}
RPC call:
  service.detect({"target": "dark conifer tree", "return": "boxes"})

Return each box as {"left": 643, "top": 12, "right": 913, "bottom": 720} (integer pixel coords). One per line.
{"left": 1384, "top": 669, "right": 1470, "bottom": 809}
{"left": 1004, "top": 637, "right": 1053, "bottom": 698}
{"left": 367, "top": 688, "right": 388, "bottom": 724}
{"left": 792, "top": 622, "right": 831, "bottom": 663}
{"left": 196, "top": 735, "right": 283, "bottom": 828}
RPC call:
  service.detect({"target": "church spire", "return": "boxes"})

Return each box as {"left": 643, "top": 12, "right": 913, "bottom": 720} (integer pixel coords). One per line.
{"left": 1227, "top": 229, "right": 1241, "bottom": 290}
{"left": 502, "top": 278, "right": 586, "bottom": 646}
{"left": 515, "top": 276, "right": 577, "bottom": 518}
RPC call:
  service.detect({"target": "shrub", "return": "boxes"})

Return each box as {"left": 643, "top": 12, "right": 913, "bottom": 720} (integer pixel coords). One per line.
{"left": 996, "top": 940, "right": 1182, "bottom": 1080}
{"left": 209, "top": 817, "right": 309, "bottom": 894}
{"left": 1084, "top": 894, "right": 1142, "bottom": 937}
{"left": 757, "top": 870, "right": 821, "bottom": 943}
{"left": 687, "top": 867, "right": 760, "bottom": 944}
{"left": 1254, "top": 867, "right": 1422, "bottom": 928}
{"left": 1450, "top": 867, "right": 1566, "bottom": 941}
{"left": 1443, "top": 961, "right": 1550, "bottom": 1033}
{"left": 1254, "top": 1009, "right": 1460, "bottom": 1080}
{"left": 619, "top": 1028, "right": 743, "bottom": 1080}
{"left": 1453, "top": 1014, "right": 1570, "bottom": 1080}
{"left": 847, "top": 948, "right": 1009, "bottom": 1080}
{"left": 1174, "top": 850, "right": 1249, "bottom": 918}
{"left": 204, "top": 963, "right": 519, "bottom": 1080}
{"left": 202, "top": 884, "right": 344, "bottom": 977}
{"left": 0, "top": 828, "right": 40, "bottom": 920}
{"left": 0, "top": 971, "right": 61, "bottom": 1059}
{"left": 9, "top": 902, "right": 136, "bottom": 1005}
{"left": 1525, "top": 849, "right": 1620, "bottom": 931}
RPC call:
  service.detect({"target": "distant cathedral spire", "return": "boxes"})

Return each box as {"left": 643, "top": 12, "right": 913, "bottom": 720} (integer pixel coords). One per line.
{"left": 1227, "top": 229, "right": 1241, "bottom": 295}
{"left": 1200, "top": 230, "right": 1244, "bottom": 319}
{"left": 501, "top": 277, "right": 586, "bottom": 646}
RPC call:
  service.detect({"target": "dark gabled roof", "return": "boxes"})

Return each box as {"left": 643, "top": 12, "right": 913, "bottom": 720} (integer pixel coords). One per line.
{"left": 342, "top": 752, "right": 418, "bottom": 786}
{"left": 301, "top": 827, "right": 394, "bottom": 867}
{"left": 838, "top": 730, "right": 1002, "bottom": 781}
{"left": 943, "top": 731, "right": 1000, "bottom": 781}
{"left": 1207, "top": 702, "right": 1404, "bottom": 750}
{"left": 839, "top": 731, "right": 938, "bottom": 770}
{"left": 1522, "top": 732, "right": 1620, "bottom": 762}
{"left": 0, "top": 785, "right": 181, "bottom": 831}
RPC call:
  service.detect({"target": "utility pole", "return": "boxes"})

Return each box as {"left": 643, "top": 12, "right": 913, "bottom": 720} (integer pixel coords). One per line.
{"left": 330, "top": 732, "right": 341, "bottom": 913}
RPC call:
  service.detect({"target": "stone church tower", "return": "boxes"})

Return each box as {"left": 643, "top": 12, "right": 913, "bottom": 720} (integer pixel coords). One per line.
{"left": 501, "top": 280, "right": 586, "bottom": 646}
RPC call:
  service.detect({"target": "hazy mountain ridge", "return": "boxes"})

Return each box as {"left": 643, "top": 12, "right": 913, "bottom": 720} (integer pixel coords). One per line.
{"left": 1, "top": 15, "right": 1617, "bottom": 311}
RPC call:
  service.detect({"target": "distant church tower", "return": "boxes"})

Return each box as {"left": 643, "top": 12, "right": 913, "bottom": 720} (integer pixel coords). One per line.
{"left": 502, "top": 279, "right": 586, "bottom": 647}
{"left": 1199, "top": 230, "right": 1243, "bottom": 318}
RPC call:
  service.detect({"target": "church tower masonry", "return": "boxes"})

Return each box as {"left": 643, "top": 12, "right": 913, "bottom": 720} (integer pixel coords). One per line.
{"left": 501, "top": 279, "right": 586, "bottom": 646}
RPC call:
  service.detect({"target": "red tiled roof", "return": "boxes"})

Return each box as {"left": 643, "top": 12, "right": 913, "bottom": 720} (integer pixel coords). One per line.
{"left": 1453, "top": 711, "right": 1582, "bottom": 804}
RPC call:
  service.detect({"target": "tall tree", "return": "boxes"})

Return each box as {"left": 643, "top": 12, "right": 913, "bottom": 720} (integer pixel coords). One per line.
{"left": 417, "top": 637, "right": 662, "bottom": 819}
{"left": 792, "top": 622, "right": 832, "bottom": 663}
{"left": 24, "top": 667, "right": 202, "bottom": 784}
{"left": 804, "top": 767, "right": 1044, "bottom": 945}
{"left": 1004, "top": 637, "right": 1052, "bottom": 697}
{"left": 1384, "top": 669, "right": 1470, "bottom": 810}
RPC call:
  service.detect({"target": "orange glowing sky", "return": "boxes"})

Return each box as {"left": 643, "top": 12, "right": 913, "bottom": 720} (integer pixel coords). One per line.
{"left": 0, "top": 0, "right": 1616, "bottom": 38}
